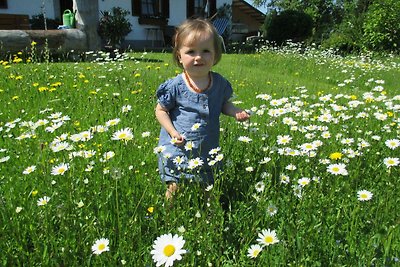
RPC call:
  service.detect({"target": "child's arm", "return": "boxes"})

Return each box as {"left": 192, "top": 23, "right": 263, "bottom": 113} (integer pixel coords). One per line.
{"left": 222, "top": 101, "right": 250, "bottom": 122}
{"left": 155, "top": 103, "right": 185, "bottom": 145}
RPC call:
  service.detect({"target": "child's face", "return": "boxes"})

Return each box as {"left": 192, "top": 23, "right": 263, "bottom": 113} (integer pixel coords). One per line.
{"left": 178, "top": 33, "right": 215, "bottom": 78}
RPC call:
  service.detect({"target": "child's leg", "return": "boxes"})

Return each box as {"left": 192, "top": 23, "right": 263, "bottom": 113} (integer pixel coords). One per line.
{"left": 165, "top": 182, "right": 178, "bottom": 200}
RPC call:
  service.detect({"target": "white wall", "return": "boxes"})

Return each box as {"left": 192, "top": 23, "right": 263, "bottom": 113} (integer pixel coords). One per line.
{"left": 1, "top": 0, "right": 233, "bottom": 43}
{"left": 0, "top": 0, "right": 58, "bottom": 20}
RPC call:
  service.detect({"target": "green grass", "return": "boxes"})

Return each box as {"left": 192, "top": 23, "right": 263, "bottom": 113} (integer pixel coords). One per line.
{"left": 0, "top": 47, "right": 399, "bottom": 266}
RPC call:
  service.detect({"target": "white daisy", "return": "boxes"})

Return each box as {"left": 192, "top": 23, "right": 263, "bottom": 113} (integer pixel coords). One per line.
{"left": 51, "top": 163, "right": 69, "bottom": 176}
{"left": 255, "top": 181, "right": 265, "bottom": 193}
{"left": 209, "top": 147, "right": 221, "bottom": 155}
{"left": 257, "top": 229, "right": 280, "bottom": 246}
{"left": 357, "top": 190, "right": 373, "bottom": 201}
{"left": 184, "top": 141, "right": 195, "bottom": 151}
{"left": 246, "top": 166, "right": 254, "bottom": 172}
{"left": 188, "top": 157, "right": 203, "bottom": 170}
{"left": 23, "top": 165, "right": 36, "bottom": 175}
{"left": 172, "top": 156, "right": 185, "bottom": 166}
{"left": 121, "top": 105, "right": 132, "bottom": 113}
{"left": 141, "top": 131, "right": 151, "bottom": 138}
{"left": 285, "top": 164, "right": 297, "bottom": 171}
{"left": 106, "top": 118, "right": 120, "bottom": 127}
{"left": 37, "top": 196, "right": 50, "bottom": 206}
{"left": 238, "top": 136, "right": 252, "bottom": 143}
{"left": 385, "top": 139, "right": 400, "bottom": 150}
{"left": 383, "top": 157, "right": 399, "bottom": 168}
{"left": 267, "top": 204, "right": 278, "bottom": 216}
{"left": 51, "top": 141, "right": 72, "bottom": 152}
{"left": 102, "top": 151, "right": 115, "bottom": 161}
{"left": 111, "top": 128, "right": 133, "bottom": 142}
{"left": 247, "top": 244, "right": 263, "bottom": 258}
{"left": 153, "top": 145, "right": 166, "bottom": 154}
{"left": 191, "top": 123, "right": 201, "bottom": 131}
{"left": 91, "top": 238, "right": 110, "bottom": 255}
{"left": 277, "top": 135, "right": 291, "bottom": 145}
{"left": 298, "top": 177, "right": 310, "bottom": 187}
{"left": 259, "top": 157, "right": 271, "bottom": 164}
{"left": 79, "top": 130, "right": 93, "bottom": 141}
{"left": 215, "top": 154, "right": 224, "bottom": 162}
{"left": 0, "top": 156, "right": 10, "bottom": 163}
{"left": 150, "top": 233, "right": 186, "bottom": 267}
{"left": 327, "top": 163, "right": 348, "bottom": 176}
{"left": 280, "top": 173, "right": 290, "bottom": 184}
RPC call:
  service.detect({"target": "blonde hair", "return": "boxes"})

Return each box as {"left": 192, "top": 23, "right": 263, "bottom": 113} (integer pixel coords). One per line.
{"left": 172, "top": 18, "right": 222, "bottom": 68}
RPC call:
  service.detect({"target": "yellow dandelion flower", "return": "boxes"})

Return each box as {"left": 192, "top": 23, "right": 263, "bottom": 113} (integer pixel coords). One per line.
{"left": 147, "top": 206, "right": 154, "bottom": 213}
{"left": 329, "top": 152, "right": 343, "bottom": 160}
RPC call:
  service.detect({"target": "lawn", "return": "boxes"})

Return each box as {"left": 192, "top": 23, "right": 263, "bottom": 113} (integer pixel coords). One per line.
{"left": 0, "top": 46, "right": 399, "bottom": 266}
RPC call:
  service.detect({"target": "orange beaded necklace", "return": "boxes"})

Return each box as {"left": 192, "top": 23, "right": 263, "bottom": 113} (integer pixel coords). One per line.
{"left": 184, "top": 71, "right": 212, "bottom": 93}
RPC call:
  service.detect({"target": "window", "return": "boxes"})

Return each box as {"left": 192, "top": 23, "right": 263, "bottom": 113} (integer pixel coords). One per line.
{"left": 132, "top": 0, "right": 169, "bottom": 18}
{"left": 0, "top": 0, "right": 7, "bottom": 9}
{"left": 187, "top": 0, "right": 216, "bottom": 19}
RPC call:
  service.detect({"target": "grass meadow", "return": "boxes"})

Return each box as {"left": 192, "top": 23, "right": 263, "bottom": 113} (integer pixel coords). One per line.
{"left": 0, "top": 45, "right": 399, "bottom": 266}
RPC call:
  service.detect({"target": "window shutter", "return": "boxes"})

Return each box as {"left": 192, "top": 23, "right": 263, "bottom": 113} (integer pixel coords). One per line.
{"left": 0, "top": 0, "right": 8, "bottom": 9}
{"left": 162, "top": 0, "right": 169, "bottom": 18}
{"left": 186, "top": 0, "right": 194, "bottom": 18}
{"left": 132, "top": 0, "right": 141, "bottom": 16}
{"left": 210, "top": 0, "right": 216, "bottom": 17}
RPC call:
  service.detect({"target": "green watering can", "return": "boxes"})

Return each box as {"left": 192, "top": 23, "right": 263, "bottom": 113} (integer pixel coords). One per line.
{"left": 63, "top": 9, "right": 75, "bottom": 27}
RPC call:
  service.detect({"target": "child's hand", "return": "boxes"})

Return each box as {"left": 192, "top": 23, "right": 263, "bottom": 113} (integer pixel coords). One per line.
{"left": 235, "top": 110, "right": 250, "bottom": 122}
{"left": 170, "top": 132, "right": 185, "bottom": 146}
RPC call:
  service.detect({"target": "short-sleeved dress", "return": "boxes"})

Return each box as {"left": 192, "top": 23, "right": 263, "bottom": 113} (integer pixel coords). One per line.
{"left": 156, "top": 72, "right": 233, "bottom": 184}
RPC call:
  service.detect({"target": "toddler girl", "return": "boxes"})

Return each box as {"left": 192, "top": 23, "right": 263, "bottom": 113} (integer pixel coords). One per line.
{"left": 155, "top": 18, "right": 250, "bottom": 199}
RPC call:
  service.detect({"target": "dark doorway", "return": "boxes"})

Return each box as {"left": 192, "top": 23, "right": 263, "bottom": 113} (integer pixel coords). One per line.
{"left": 60, "top": 0, "right": 73, "bottom": 18}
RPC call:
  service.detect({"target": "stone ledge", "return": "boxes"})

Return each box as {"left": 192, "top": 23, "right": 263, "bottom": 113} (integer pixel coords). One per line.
{"left": 0, "top": 29, "right": 87, "bottom": 54}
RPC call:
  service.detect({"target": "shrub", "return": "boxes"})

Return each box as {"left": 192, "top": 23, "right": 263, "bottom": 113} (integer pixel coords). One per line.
{"left": 30, "top": 14, "right": 60, "bottom": 30}
{"left": 265, "top": 9, "right": 313, "bottom": 45}
{"left": 362, "top": 0, "right": 400, "bottom": 51}
{"left": 321, "top": 31, "right": 361, "bottom": 55}
{"left": 98, "top": 7, "right": 132, "bottom": 48}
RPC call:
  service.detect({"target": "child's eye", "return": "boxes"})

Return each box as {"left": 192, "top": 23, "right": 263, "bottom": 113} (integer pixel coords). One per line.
{"left": 186, "top": 50, "right": 194, "bottom": 54}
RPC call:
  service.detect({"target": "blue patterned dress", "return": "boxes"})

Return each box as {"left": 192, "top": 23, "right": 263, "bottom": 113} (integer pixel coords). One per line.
{"left": 156, "top": 72, "right": 233, "bottom": 184}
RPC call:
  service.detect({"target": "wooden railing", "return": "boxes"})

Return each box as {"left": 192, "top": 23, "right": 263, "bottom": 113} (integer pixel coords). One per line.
{"left": 0, "top": 14, "right": 30, "bottom": 30}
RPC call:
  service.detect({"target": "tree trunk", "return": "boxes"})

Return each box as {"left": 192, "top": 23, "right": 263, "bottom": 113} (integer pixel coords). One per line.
{"left": 73, "top": 0, "right": 101, "bottom": 51}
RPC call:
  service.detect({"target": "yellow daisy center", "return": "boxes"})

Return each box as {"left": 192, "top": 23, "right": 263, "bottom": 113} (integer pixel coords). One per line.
{"left": 264, "top": 236, "right": 274, "bottom": 244}
{"left": 360, "top": 193, "right": 368, "bottom": 199}
{"left": 98, "top": 244, "right": 106, "bottom": 251}
{"left": 164, "top": 244, "right": 176, "bottom": 257}
{"left": 332, "top": 167, "right": 339, "bottom": 172}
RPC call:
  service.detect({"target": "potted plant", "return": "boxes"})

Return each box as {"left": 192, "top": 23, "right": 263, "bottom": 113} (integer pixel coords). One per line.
{"left": 98, "top": 7, "right": 132, "bottom": 49}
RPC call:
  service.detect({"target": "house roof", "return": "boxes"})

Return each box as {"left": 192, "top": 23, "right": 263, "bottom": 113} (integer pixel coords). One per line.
{"left": 232, "top": 0, "right": 266, "bottom": 25}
